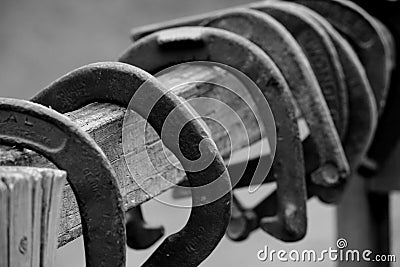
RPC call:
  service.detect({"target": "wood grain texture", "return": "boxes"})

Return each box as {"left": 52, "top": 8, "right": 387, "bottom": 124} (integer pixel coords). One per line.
{"left": 0, "top": 178, "right": 8, "bottom": 267}
{"left": 3, "top": 168, "right": 33, "bottom": 267}
{"left": 0, "top": 65, "right": 262, "bottom": 247}
{"left": 40, "top": 168, "right": 66, "bottom": 267}
{"left": 30, "top": 169, "right": 43, "bottom": 267}
{"left": 0, "top": 167, "right": 66, "bottom": 266}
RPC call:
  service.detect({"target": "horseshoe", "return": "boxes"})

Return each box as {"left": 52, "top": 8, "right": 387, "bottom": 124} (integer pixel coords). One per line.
{"left": 128, "top": 5, "right": 351, "bottom": 199}
{"left": 250, "top": 1, "right": 346, "bottom": 134}
{"left": 346, "top": 0, "right": 400, "bottom": 176}
{"left": 250, "top": 2, "right": 350, "bottom": 193}
{"left": 129, "top": 7, "right": 346, "bottom": 238}
{"left": 300, "top": 6, "right": 378, "bottom": 202}
{"left": 35, "top": 64, "right": 164, "bottom": 250}
{"left": 129, "top": 5, "right": 350, "bottom": 142}
{"left": 198, "top": 7, "right": 348, "bottom": 236}
{"left": 32, "top": 62, "right": 232, "bottom": 266}
{"left": 288, "top": 0, "right": 391, "bottom": 113}
{"left": 119, "top": 27, "right": 307, "bottom": 241}
{"left": 206, "top": 6, "right": 352, "bottom": 191}
{"left": 0, "top": 98, "right": 126, "bottom": 267}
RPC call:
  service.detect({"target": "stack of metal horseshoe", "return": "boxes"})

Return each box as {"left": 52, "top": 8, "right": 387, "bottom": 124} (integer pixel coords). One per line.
{"left": 0, "top": 0, "right": 399, "bottom": 266}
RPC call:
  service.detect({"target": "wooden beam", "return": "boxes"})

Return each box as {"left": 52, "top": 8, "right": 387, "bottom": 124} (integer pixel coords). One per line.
{"left": 0, "top": 64, "right": 262, "bottom": 247}
{"left": 0, "top": 167, "right": 66, "bottom": 266}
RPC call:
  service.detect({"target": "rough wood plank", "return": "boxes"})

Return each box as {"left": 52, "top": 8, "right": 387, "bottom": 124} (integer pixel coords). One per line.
{"left": 30, "top": 168, "right": 43, "bottom": 267}
{"left": 0, "top": 177, "right": 8, "bottom": 267}
{"left": 2, "top": 167, "right": 33, "bottom": 266}
{"left": 0, "top": 167, "right": 65, "bottom": 266}
{"left": 40, "top": 168, "right": 66, "bottom": 267}
{"left": 0, "top": 64, "right": 262, "bottom": 247}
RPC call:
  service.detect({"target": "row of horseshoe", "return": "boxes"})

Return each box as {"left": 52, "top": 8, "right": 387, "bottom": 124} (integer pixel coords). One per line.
{"left": 0, "top": 0, "right": 399, "bottom": 266}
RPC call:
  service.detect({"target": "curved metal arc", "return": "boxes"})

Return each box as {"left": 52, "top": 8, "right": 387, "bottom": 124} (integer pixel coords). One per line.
{"left": 305, "top": 8, "right": 378, "bottom": 168}
{"left": 0, "top": 98, "right": 126, "bottom": 267}
{"left": 202, "top": 10, "right": 310, "bottom": 240}
{"left": 119, "top": 27, "right": 306, "bottom": 241}
{"left": 204, "top": 8, "right": 348, "bottom": 138}
{"left": 32, "top": 62, "right": 232, "bottom": 266}
{"left": 298, "top": 5, "right": 378, "bottom": 203}
{"left": 345, "top": 0, "right": 400, "bottom": 175}
{"left": 288, "top": 0, "right": 391, "bottom": 113}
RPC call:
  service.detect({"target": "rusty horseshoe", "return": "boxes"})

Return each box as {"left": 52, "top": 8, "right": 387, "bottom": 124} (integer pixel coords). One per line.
{"left": 0, "top": 97, "right": 126, "bottom": 267}
{"left": 299, "top": 5, "right": 378, "bottom": 201}
{"left": 127, "top": 6, "right": 351, "bottom": 193}
{"left": 345, "top": 0, "right": 400, "bottom": 176}
{"left": 32, "top": 62, "right": 232, "bottom": 266}
{"left": 119, "top": 27, "right": 307, "bottom": 241}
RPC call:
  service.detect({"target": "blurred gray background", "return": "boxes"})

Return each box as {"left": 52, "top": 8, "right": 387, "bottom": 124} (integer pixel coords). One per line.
{"left": 0, "top": 0, "right": 398, "bottom": 266}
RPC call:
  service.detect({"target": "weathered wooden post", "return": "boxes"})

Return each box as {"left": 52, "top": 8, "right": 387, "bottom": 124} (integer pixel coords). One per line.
{"left": 0, "top": 166, "right": 66, "bottom": 267}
